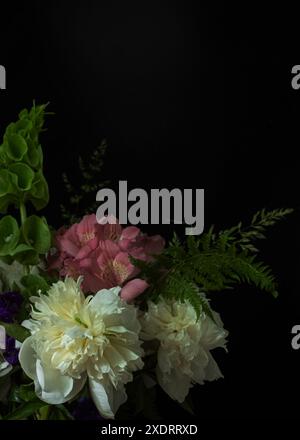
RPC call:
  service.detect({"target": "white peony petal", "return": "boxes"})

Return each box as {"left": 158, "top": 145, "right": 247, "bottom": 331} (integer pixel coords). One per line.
{"left": 142, "top": 373, "right": 156, "bottom": 389}
{"left": 0, "top": 364, "right": 12, "bottom": 378}
{"left": 15, "top": 340, "right": 22, "bottom": 349}
{"left": 18, "top": 336, "right": 37, "bottom": 380}
{"left": 0, "top": 353, "right": 12, "bottom": 378}
{"left": 0, "top": 325, "right": 6, "bottom": 350}
{"left": 204, "top": 352, "right": 223, "bottom": 381}
{"left": 90, "top": 288, "right": 122, "bottom": 315}
{"left": 21, "top": 319, "right": 39, "bottom": 334}
{"left": 35, "top": 360, "right": 86, "bottom": 405}
{"left": 66, "top": 372, "right": 87, "bottom": 399}
{"left": 157, "top": 367, "right": 191, "bottom": 403}
{"left": 89, "top": 377, "right": 127, "bottom": 419}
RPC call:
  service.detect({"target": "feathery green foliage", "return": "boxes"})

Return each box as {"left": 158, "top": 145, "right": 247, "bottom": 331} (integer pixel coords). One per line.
{"left": 216, "top": 208, "right": 294, "bottom": 253}
{"left": 132, "top": 208, "right": 293, "bottom": 318}
{"left": 60, "top": 139, "right": 109, "bottom": 224}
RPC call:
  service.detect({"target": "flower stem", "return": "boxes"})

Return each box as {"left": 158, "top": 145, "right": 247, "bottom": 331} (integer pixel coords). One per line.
{"left": 19, "top": 201, "right": 30, "bottom": 275}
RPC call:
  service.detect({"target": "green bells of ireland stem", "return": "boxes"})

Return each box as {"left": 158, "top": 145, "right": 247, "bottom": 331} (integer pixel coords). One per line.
{"left": 0, "top": 104, "right": 51, "bottom": 265}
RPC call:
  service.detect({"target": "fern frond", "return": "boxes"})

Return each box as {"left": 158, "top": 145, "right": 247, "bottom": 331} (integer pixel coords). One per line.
{"left": 132, "top": 208, "right": 290, "bottom": 315}
{"left": 60, "top": 140, "right": 109, "bottom": 224}
{"left": 149, "top": 274, "right": 215, "bottom": 321}
{"left": 218, "top": 208, "right": 293, "bottom": 254}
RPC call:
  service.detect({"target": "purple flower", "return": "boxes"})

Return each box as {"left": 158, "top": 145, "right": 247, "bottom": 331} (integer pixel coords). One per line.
{"left": 3, "top": 335, "right": 19, "bottom": 366}
{"left": 71, "top": 397, "right": 103, "bottom": 420}
{"left": 0, "top": 291, "right": 23, "bottom": 323}
{"left": 0, "top": 291, "right": 23, "bottom": 368}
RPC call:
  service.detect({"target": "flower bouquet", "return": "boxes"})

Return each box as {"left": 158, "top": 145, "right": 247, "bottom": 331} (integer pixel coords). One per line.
{"left": 0, "top": 104, "right": 292, "bottom": 420}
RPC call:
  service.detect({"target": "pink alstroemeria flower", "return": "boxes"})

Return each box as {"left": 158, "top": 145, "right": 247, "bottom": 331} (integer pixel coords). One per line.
{"left": 47, "top": 215, "right": 164, "bottom": 302}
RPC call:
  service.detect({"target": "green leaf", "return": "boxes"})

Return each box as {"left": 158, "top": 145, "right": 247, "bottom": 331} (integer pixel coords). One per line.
{"left": 0, "top": 170, "right": 18, "bottom": 213}
{"left": 9, "top": 243, "right": 34, "bottom": 256}
{"left": 0, "top": 169, "right": 12, "bottom": 196}
{"left": 0, "top": 321, "right": 30, "bottom": 342}
{"left": 14, "top": 117, "right": 33, "bottom": 134}
{"left": 9, "top": 383, "right": 36, "bottom": 403}
{"left": 14, "top": 250, "right": 39, "bottom": 266}
{"left": 4, "top": 401, "right": 47, "bottom": 420}
{"left": 29, "top": 171, "right": 49, "bottom": 210}
{"left": 4, "top": 134, "right": 28, "bottom": 161}
{"left": 8, "top": 243, "right": 39, "bottom": 265}
{"left": 19, "top": 384, "right": 37, "bottom": 402}
{"left": 0, "top": 144, "right": 6, "bottom": 164}
{"left": 37, "top": 405, "right": 51, "bottom": 420}
{"left": 24, "top": 146, "right": 41, "bottom": 169}
{"left": 22, "top": 215, "right": 51, "bottom": 254}
{"left": 21, "top": 273, "right": 50, "bottom": 295}
{"left": 9, "top": 163, "right": 34, "bottom": 191}
{"left": 18, "top": 109, "right": 29, "bottom": 119}
{"left": 0, "top": 215, "right": 20, "bottom": 256}
{"left": 0, "top": 194, "right": 17, "bottom": 214}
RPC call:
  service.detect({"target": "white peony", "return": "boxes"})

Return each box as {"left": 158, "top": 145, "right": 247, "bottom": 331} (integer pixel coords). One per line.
{"left": 18, "top": 278, "right": 144, "bottom": 418}
{"left": 140, "top": 297, "right": 228, "bottom": 403}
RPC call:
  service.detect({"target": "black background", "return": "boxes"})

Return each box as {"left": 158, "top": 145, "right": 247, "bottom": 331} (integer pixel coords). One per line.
{"left": 1, "top": 2, "right": 300, "bottom": 419}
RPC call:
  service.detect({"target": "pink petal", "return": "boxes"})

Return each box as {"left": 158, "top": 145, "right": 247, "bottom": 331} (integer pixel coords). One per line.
{"left": 120, "top": 278, "right": 149, "bottom": 302}
{"left": 121, "top": 226, "right": 141, "bottom": 241}
{"left": 54, "top": 227, "right": 67, "bottom": 250}
{"left": 60, "top": 237, "right": 80, "bottom": 258}
{"left": 76, "top": 214, "right": 99, "bottom": 247}
{"left": 118, "top": 238, "right": 132, "bottom": 251}
{"left": 114, "top": 252, "right": 131, "bottom": 269}
{"left": 76, "top": 214, "right": 97, "bottom": 236}
{"left": 98, "top": 240, "right": 120, "bottom": 257}
{"left": 81, "top": 271, "right": 110, "bottom": 293}
{"left": 75, "top": 238, "right": 98, "bottom": 260}
{"left": 143, "top": 235, "right": 165, "bottom": 256}
{"left": 102, "top": 222, "right": 123, "bottom": 241}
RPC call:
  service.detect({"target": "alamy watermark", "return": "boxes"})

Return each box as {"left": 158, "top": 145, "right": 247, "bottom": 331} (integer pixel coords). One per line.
{"left": 291, "top": 325, "right": 300, "bottom": 349}
{"left": 96, "top": 181, "right": 204, "bottom": 235}
{"left": 0, "top": 65, "right": 6, "bottom": 90}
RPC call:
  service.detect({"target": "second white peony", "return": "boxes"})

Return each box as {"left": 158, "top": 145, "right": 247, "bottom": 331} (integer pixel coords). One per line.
{"left": 140, "top": 297, "right": 228, "bottom": 403}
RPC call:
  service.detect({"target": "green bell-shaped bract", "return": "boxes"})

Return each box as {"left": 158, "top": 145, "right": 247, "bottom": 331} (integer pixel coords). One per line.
{"left": 0, "top": 104, "right": 51, "bottom": 263}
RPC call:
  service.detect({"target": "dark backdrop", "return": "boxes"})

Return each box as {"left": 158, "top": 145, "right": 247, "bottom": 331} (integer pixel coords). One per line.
{"left": 0, "top": 2, "right": 299, "bottom": 419}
